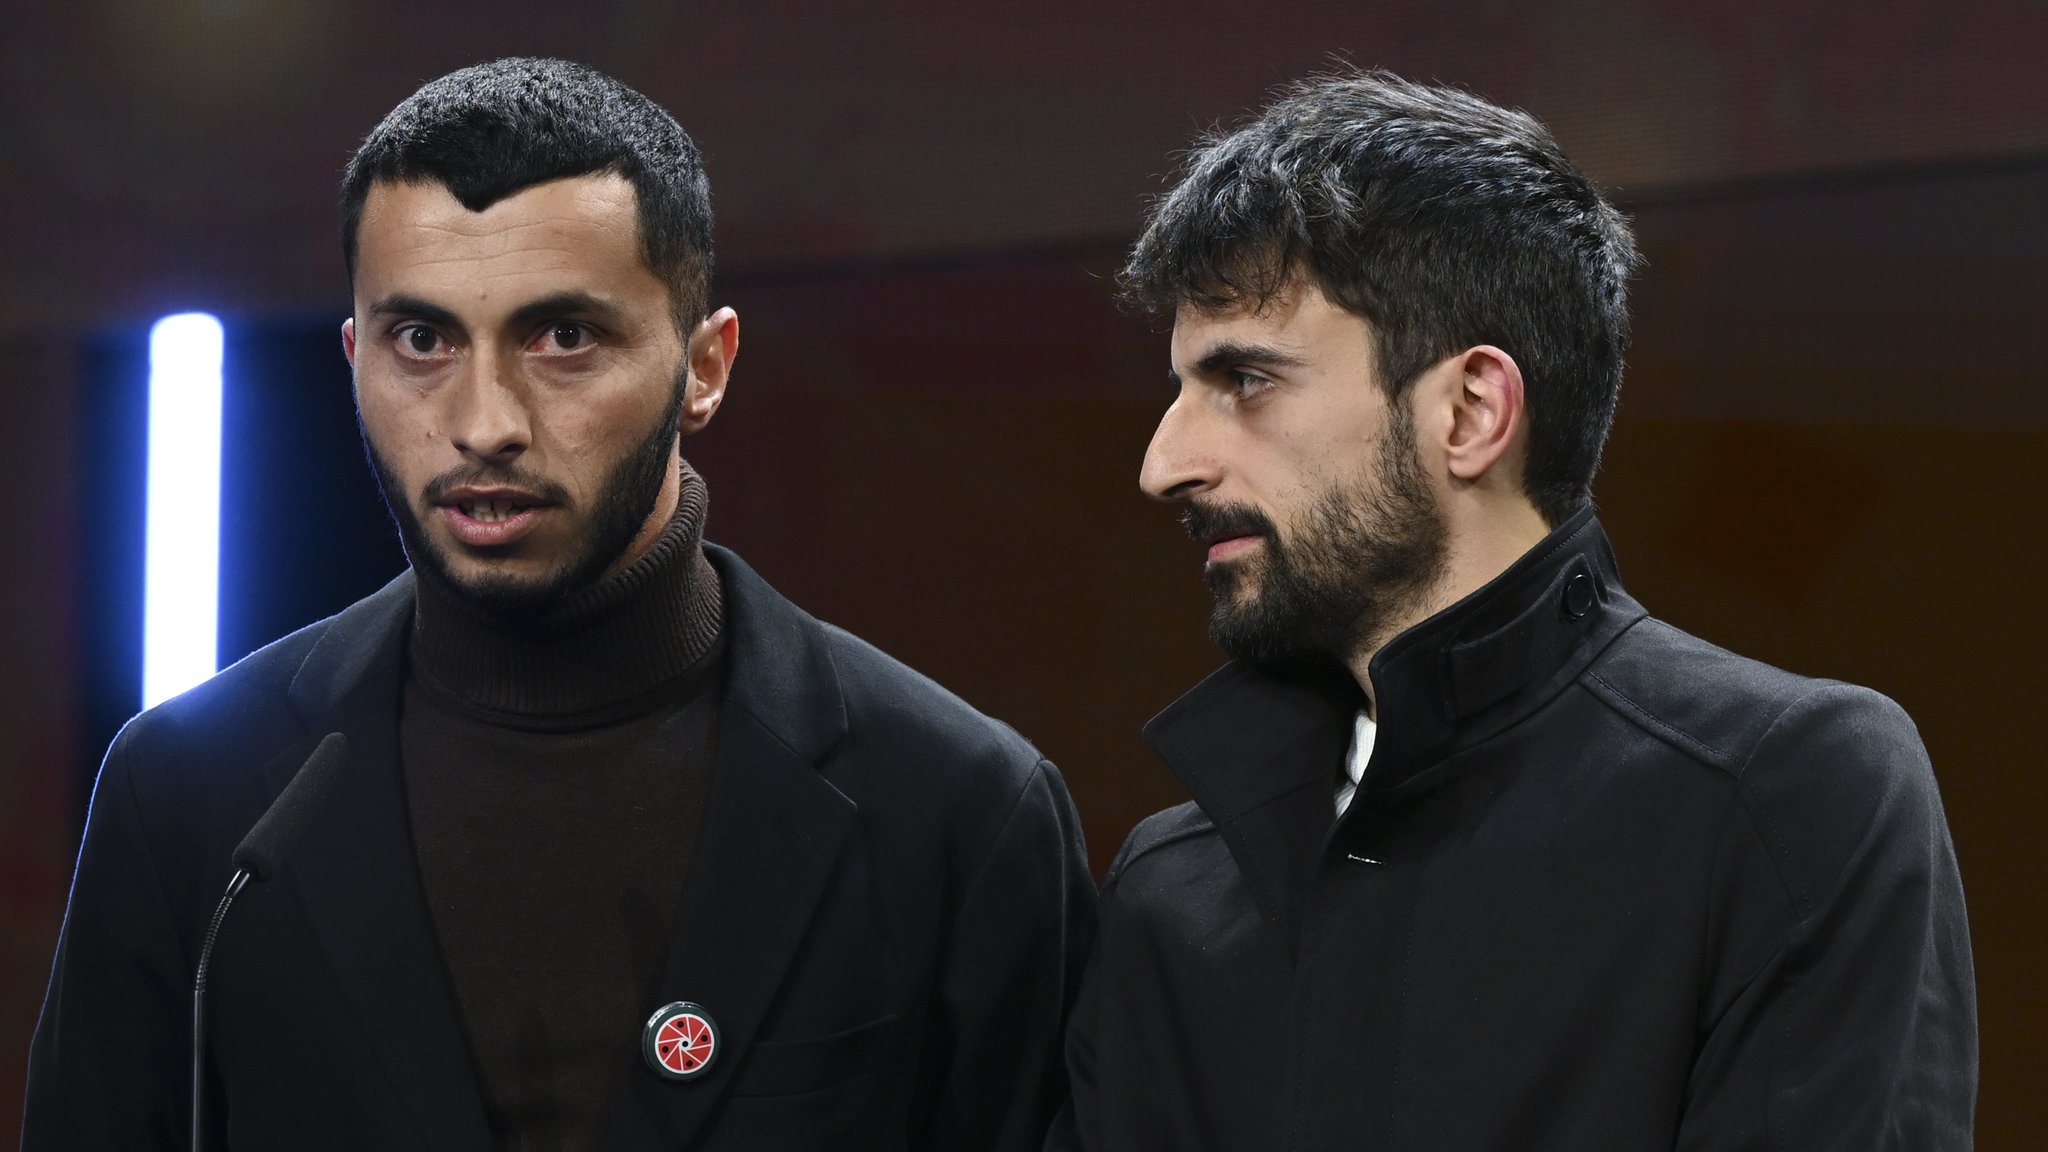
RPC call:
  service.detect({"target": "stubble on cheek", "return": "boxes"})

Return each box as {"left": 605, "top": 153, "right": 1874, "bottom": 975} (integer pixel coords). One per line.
{"left": 352, "top": 347, "right": 690, "bottom": 618}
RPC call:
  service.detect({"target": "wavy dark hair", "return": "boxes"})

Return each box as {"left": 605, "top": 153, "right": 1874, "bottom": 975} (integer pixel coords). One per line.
{"left": 1122, "top": 71, "right": 1640, "bottom": 525}
{"left": 341, "top": 57, "right": 712, "bottom": 331}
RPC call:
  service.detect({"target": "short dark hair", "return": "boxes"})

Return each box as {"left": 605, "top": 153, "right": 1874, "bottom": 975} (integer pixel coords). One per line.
{"left": 341, "top": 57, "right": 712, "bottom": 331}
{"left": 1122, "top": 71, "right": 1640, "bottom": 525}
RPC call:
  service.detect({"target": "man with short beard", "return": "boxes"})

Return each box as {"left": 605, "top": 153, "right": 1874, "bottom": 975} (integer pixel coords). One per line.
{"left": 26, "top": 59, "right": 1094, "bottom": 1151}
{"left": 1056, "top": 73, "right": 1976, "bottom": 1150}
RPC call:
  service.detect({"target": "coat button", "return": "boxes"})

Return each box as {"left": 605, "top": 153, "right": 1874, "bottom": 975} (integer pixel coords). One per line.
{"left": 1562, "top": 572, "right": 1596, "bottom": 620}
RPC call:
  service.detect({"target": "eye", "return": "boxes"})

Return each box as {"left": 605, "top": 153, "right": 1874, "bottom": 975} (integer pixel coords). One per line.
{"left": 1230, "top": 371, "right": 1274, "bottom": 402}
{"left": 532, "top": 322, "right": 594, "bottom": 353}
{"left": 394, "top": 324, "right": 445, "bottom": 359}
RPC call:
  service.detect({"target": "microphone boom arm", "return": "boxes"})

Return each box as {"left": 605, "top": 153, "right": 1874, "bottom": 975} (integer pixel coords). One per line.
{"left": 191, "top": 867, "right": 250, "bottom": 1152}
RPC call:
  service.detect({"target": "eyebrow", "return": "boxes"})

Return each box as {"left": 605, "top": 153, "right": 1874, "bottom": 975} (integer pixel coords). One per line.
{"left": 365, "top": 290, "right": 629, "bottom": 332}
{"left": 505, "top": 291, "right": 628, "bottom": 330}
{"left": 367, "top": 293, "right": 460, "bottom": 329}
{"left": 1169, "top": 339, "right": 1310, "bottom": 384}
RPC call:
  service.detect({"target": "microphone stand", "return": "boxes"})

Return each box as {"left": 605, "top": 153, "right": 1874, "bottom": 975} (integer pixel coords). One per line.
{"left": 188, "top": 730, "right": 347, "bottom": 1152}
{"left": 192, "top": 866, "right": 251, "bottom": 1152}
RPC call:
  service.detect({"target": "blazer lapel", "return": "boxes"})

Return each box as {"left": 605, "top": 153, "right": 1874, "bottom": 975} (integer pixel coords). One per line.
{"left": 607, "top": 546, "right": 857, "bottom": 1149}
{"left": 280, "top": 574, "right": 494, "bottom": 1151}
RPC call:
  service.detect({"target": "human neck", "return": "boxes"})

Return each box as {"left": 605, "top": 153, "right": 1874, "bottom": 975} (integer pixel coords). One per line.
{"left": 1345, "top": 497, "right": 1553, "bottom": 715}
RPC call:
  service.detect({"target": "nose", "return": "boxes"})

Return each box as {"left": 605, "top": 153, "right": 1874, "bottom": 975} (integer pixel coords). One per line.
{"left": 445, "top": 349, "right": 530, "bottom": 463}
{"left": 1139, "top": 394, "right": 1219, "bottom": 502}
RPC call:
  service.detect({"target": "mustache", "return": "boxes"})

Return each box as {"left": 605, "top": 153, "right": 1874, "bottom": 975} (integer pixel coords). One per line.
{"left": 421, "top": 463, "right": 573, "bottom": 507}
{"left": 1180, "top": 499, "right": 1276, "bottom": 545}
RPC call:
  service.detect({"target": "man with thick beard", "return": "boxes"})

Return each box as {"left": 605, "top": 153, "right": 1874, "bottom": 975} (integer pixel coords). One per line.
{"left": 1055, "top": 73, "right": 1976, "bottom": 1150}
{"left": 26, "top": 59, "right": 1093, "bottom": 1151}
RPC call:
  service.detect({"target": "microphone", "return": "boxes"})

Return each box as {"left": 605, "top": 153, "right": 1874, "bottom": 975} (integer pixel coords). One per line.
{"left": 191, "top": 732, "right": 350, "bottom": 1152}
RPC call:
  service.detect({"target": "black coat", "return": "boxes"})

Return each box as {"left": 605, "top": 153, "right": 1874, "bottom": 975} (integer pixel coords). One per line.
{"left": 26, "top": 546, "right": 1096, "bottom": 1151}
{"left": 1060, "top": 512, "right": 1975, "bottom": 1151}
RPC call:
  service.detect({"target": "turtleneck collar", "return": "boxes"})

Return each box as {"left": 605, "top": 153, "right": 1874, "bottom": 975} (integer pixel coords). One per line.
{"left": 407, "top": 460, "right": 724, "bottom": 721}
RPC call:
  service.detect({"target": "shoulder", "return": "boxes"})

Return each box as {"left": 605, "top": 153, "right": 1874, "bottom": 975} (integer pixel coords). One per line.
{"left": 83, "top": 592, "right": 394, "bottom": 906}
{"left": 710, "top": 543, "right": 1042, "bottom": 783}
{"left": 819, "top": 620, "right": 1044, "bottom": 781}
{"left": 114, "top": 615, "right": 333, "bottom": 770}
{"left": 1583, "top": 615, "right": 1847, "bottom": 774}
{"left": 1727, "top": 679, "right": 1939, "bottom": 915}
{"left": 110, "top": 575, "right": 408, "bottom": 801}
{"left": 1586, "top": 615, "right": 1939, "bottom": 906}
{"left": 1103, "top": 801, "right": 1214, "bottom": 891}
{"left": 799, "top": 617, "right": 1082, "bottom": 890}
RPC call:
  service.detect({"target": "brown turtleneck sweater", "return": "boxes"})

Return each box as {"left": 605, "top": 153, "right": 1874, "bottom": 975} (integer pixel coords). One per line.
{"left": 402, "top": 463, "right": 725, "bottom": 1152}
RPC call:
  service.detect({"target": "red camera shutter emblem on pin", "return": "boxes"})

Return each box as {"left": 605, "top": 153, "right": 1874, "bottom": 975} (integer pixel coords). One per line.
{"left": 642, "top": 1001, "right": 719, "bottom": 1082}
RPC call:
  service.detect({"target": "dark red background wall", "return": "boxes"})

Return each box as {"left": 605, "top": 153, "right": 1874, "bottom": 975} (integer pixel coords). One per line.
{"left": 4, "top": 1, "right": 2044, "bottom": 1141}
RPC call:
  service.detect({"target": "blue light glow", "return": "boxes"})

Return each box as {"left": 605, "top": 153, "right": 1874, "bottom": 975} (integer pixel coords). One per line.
{"left": 143, "top": 313, "right": 224, "bottom": 709}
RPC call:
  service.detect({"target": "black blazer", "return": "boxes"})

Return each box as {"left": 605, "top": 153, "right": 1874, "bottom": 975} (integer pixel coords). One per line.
{"left": 26, "top": 545, "right": 1096, "bottom": 1150}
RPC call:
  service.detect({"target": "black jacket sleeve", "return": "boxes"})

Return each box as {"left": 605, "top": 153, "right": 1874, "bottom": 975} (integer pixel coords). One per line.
{"left": 920, "top": 758, "right": 1096, "bottom": 1152}
{"left": 23, "top": 732, "right": 195, "bottom": 1151}
{"left": 1677, "top": 685, "right": 1977, "bottom": 1150}
{"left": 1047, "top": 805, "right": 1180, "bottom": 1152}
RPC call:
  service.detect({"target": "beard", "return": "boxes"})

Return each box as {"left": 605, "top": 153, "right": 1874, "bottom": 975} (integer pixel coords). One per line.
{"left": 361, "top": 379, "right": 687, "bottom": 619}
{"left": 1183, "top": 408, "right": 1448, "bottom": 669}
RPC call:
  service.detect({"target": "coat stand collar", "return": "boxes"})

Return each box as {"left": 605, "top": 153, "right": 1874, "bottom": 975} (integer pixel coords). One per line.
{"left": 1141, "top": 511, "right": 1647, "bottom": 952}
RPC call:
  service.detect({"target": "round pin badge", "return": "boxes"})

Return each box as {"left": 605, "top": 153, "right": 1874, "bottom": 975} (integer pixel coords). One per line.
{"left": 643, "top": 1001, "right": 720, "bottom": 1082}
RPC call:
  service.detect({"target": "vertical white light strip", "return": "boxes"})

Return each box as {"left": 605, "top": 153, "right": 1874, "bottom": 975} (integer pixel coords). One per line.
{"left": 142, "top": 313, "right": 225, "bottom": 709}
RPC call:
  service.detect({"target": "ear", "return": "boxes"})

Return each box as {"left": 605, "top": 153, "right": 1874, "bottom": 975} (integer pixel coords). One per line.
{"left": 1442, "top": 345, "right": 1525, "bottom": 485}
{"left": 341, "top": 317, "right": 357, "bottom": 367}
{"left": 679, "top": 306, "right": 738, "bottom": 435}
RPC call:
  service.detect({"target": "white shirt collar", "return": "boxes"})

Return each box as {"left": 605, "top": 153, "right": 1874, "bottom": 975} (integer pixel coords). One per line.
{"left": 1335, "top": 709, "right": 1377, "bottom": 816}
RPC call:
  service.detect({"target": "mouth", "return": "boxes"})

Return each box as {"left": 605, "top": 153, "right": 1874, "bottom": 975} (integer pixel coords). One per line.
{"left": 432, "top": 488, "right": 553, "bottom": 547}
{"left": 453, "top": 496, "right": 531, "bottom": 523}
{"left": 1181, "top": 501, "right": 1274, "bottom": 566}
{"left": 1204, "top": 534, "right": 1264, "bottom": 564}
